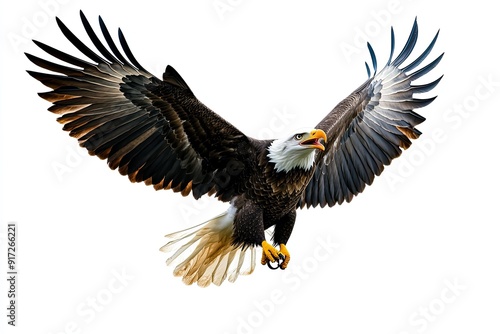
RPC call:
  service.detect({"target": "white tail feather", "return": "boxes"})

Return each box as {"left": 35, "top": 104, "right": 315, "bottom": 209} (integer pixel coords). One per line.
{"left": 160, "top": 205, "right": 256, "bottom": 287}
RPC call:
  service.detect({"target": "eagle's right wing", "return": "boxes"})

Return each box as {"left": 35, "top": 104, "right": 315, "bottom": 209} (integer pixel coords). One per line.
{"left": 299, "top": 19, "right": 443, "bottom": 208}
{"left": 26, "top": 11, "right": 253, "bottom": 201}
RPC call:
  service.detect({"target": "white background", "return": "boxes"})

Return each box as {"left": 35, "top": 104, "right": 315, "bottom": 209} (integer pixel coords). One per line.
{"left": 1, "top": 0, "right": 499, "bottom": 333}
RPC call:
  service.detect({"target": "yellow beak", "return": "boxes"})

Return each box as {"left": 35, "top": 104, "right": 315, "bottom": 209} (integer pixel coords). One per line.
{"left": 300, "top": 129, "right": 327, "bottom": 151}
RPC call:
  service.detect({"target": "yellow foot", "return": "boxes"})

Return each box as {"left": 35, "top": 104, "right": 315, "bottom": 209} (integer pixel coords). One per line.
{"left": 278, "top": 243, "right": 290, "bottom": 269}
{"left": 261, "top": 241, "right": 279, "bottom": 265}
{"left": 261, "top": 241, "right": 290, "bottom": 270}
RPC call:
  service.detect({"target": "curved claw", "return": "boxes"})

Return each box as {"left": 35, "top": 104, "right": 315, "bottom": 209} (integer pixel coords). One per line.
{"left": 267, "top": 253, "right": 285, "bottom": 270}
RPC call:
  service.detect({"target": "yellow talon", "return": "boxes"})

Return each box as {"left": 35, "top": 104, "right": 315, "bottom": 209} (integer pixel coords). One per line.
{"left": 261, "top": 241, "right": 291, "bottom": 270}
{"left": 261, "top": 240, "right": 279, "bottom": 265}
{"left": 279, "top": 243, "right": 290, "bottom": 269}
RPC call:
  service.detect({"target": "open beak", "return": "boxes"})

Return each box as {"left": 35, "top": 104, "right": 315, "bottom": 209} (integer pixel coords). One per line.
{"left": 300, "top": 129, "right": 327, "bottom": 151}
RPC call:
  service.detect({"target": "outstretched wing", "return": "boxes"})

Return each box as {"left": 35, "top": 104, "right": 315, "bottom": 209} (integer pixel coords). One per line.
{"left": 26, "top": 11, "right": 252, "bottom": 201}
{"left": 299, "top": 19, "right": 443, "bottom": 208}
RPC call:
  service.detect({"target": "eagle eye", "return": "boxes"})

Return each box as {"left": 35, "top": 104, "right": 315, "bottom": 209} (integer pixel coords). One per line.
{"left": 293, "top": 133, "right": 303, "bottom": 141}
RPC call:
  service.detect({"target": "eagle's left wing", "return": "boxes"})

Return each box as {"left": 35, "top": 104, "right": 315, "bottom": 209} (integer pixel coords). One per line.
{"left": 298, "top": 19, "right": 443, "bottom": 208}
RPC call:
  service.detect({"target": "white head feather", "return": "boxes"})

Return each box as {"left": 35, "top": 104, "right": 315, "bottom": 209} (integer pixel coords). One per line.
{"left": 267, "top": 131, "right": 318, "bottom": 173}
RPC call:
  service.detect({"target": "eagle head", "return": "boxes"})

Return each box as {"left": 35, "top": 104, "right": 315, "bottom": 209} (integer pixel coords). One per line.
{"left": 267, "top": 129, "right": 327, "bottom": 173}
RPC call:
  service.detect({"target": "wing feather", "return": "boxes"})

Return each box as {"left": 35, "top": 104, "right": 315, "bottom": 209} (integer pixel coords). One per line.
{"left": 299, "top": 19, "right": 443, "bottom": 208}
{"left": 27, "top": 11, "right": 253, "bottom": 201}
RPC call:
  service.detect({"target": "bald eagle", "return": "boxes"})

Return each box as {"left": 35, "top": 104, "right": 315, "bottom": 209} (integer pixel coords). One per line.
{"left": 26, "top": 12, "right": 442, "bottom": 287}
